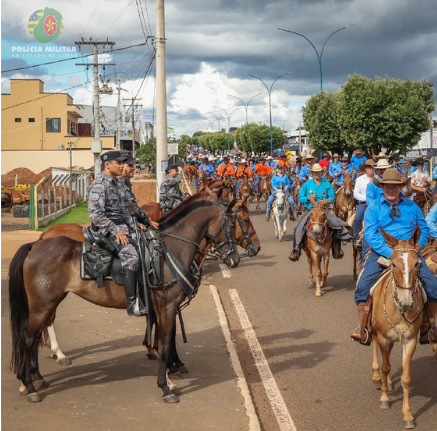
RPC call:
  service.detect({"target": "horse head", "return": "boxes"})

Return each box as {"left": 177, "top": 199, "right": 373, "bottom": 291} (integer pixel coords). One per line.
{"left": 233, "top": 197, "right": 261, "bottom": 256}
{"left": 309, "top": 205, "right": 328, "bottom": 238}
{"left": 343, "top": 173, "right": 354, "bottom": 197}
{"left": 380, "top": 226, "right": 421, "bottom": 311}
{"left": 274, "top": 188, "right": 286, "bottom": 211}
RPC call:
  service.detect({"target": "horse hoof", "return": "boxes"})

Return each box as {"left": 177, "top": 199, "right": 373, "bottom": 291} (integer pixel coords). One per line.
{"left": 163, "top": 394, "right": 180, "bottom": 404}
{"left": 315, "top": 292, "right": 321, "bottom": 297}
{"left": 57, "top": 357, "right": 72, "bottom": 366}
{"left": 403, "top": 419, "right": 415, "bottom": 429}
{"left": 27, "top": 392, "right": 41, "bottom": 403}
{"left": 33, "top": 379, "right": 48, "bottom": 390}
{"left": 146, "top": 352, "right": 159, "bottom": 360}
{"left": 19, "top": 386, "right": 28, "bottom": 396}
{"left": 168, "top": 371, "right": 183, "bottom": 380}
{"left": 379, "top": 400, "right": 390, "bottom": 410}
{"left": 178, "top": 365, "right": 189, "bottom": 373}
{"left": 373, "top": 379, "right": 382, "bottom": 390}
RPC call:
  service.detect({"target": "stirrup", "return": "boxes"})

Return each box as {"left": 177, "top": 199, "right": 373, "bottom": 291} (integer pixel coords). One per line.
{"left": 351, "top": 326, "right": 371, "bottom": 346}
{"left": 419, "top": 329, "right": 436, "bottom": 345}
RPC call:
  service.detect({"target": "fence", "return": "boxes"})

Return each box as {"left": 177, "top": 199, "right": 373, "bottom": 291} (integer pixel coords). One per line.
{"left": 27, "top": 169, "right": 92, "bottom": 229}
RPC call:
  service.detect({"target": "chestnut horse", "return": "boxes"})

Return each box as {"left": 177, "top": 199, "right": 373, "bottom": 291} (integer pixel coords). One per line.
{"left": 334, "top": 172, "right": 355, "bottom": 222}
{"left": 237, "top": 176, "right": 253, "bottom": 199}
{"left": 8, "top": 192, "right": 240, "bottom": 404}
{"left": 303, "top": 205, "right": 332, "bottom": 297}
{"left": 370, "top": 227, "right": 424, "bottom": 429}
{"left": 255, "top": 176, "right": 271, "bottom": 211}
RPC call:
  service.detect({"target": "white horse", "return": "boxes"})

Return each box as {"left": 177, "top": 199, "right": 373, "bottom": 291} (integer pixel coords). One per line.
{"left": 272, "top": 188, "right": 288, "bottom": 242}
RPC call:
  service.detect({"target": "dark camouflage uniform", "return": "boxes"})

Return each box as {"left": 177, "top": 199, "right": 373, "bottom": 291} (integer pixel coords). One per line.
{"left": 117, "top": 176, "right": 150, "bottom": 224}
{"left": 159, "top": 171, "right": 183, "bottom": 213}
{"left": 87, "top": 172, "right": 138, "bottom": 270}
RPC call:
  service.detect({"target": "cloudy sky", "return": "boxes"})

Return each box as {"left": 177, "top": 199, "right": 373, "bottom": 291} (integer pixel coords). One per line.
{"left": 2, "top": 0, "right": 436, "bottom": 137}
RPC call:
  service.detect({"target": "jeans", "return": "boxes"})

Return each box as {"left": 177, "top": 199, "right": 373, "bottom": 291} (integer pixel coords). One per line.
{"left": 355, "top": 249, "right": 437, "bottom": 303}
{"left": 266, "top": 193, "right": 295, "bottom": 216}
{"left": 353, "top": 202, "right": 367, "bottom": 241}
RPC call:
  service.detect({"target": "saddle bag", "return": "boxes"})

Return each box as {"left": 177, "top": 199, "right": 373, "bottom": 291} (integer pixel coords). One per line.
{"left": 80, "top": 241, "right": 114, "bottom": 288}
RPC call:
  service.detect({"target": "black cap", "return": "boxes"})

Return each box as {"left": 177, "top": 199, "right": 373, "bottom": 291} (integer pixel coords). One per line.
{"left": 168, "top": 164, "right": 179, "bottom": 171}
{"left": 118, "top": 150, "right": 136, "bottom": 165}
{"left": 101, "top": 151, "right": 128, "bottom": 163}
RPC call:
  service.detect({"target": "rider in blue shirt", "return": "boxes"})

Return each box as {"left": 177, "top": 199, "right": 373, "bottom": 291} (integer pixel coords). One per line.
{"left": 266, "top": 165, "right": 295, "bottom": 221}
{"left": 350, "top": 149, "right": 367, "bottom": 175}
{"left": 289, "top": 163, "right": 352, "bottom": 262}
{"left": 197, "top": 157, "right": 216, "bottom": 188}
{"left": 299, "top": 154, "right": 315, "bottom": 182}
{"left": 425, "top": 204, "right": 437, "bottom": 240}
{"left": 328, "top": 154, "right": 342, "bottom": 181}
{"left": 352, "top": 169, "right": 437, "bottom": 345}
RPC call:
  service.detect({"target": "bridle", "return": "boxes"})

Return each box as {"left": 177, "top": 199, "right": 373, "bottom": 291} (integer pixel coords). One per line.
{"left": 306, "top": 205, "right": 331, "bottom": 243}
{"left": 232, "top": 205, "right": 257, "bottom": 257}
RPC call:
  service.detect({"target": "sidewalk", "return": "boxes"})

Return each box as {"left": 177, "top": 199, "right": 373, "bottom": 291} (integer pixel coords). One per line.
{"left": 1, "top": 230, "right": 250, "bottom": 431}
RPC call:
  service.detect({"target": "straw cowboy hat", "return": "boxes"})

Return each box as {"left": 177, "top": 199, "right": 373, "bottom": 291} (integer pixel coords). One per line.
{"left": 359, "top": 160, "right": 375, "bottom": 171}
{"left": 373, "top": 169, "right": 409, "bottom": 188}
{"left": 310, "top": 163, "right": 323, "bottom": 172}
{"left": 355, "top": 149, "right": 364, "bottom": 155}
{"left": 340, "top": 155, "right": 349, "bottom": 162}
{"left": 376, "top": 152, "right": 388, "bottom": 159}
{"left": 373, "top": 159, "right": 391, "bottom": 169}
{"left": 305, "top": 154, "right": 315, "bottom": 160}
{"left": 332, "top": 153, "right": 340, "bottom": 158}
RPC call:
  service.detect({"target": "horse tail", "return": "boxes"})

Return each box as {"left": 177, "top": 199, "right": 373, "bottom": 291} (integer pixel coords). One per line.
{"left": 8, "top": 242, "right": 35, "bottom": 374}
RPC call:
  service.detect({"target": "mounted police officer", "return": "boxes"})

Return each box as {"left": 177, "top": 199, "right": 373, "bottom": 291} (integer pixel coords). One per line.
{"left": 351, "top": 169, "right": 437, "bottom": 345}
{"left": 87, "top": 150, "right": 147, "bottom": 316}
{"left": 289, "top": 163, "right": 352, "bottom": 262}
{"left": 118, "top": 151, "right": 159, "bottom": 230}
{"left": 160, "top": 164, "right": 184, "bottom": 214}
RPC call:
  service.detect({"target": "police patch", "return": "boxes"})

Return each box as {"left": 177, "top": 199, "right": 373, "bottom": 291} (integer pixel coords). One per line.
{"left": 90, "top": 192, "right": 100, "bottom": 201}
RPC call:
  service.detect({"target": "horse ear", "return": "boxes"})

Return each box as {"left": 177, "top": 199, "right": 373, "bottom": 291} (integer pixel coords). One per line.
{"left": 227, "top": 198, "right": 238, "bottom": 212}
{"left": 409, "top": 225, "right": 421, "bottom": 245}
{"left": 340, "top": 169, "right": 345, "bottom": 175}
{"left": 380, "top": 227, "right": 398, "bottom": 247}
{"left": 242, "top": 196, "right": 249, "bottom": 207}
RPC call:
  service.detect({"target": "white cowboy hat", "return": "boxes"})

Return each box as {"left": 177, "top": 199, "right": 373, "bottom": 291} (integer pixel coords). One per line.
{"left": 240, "top": 158, "right": 246, "bottom": 163}
{"left": 373, "top": 159, "right": 391, "bottom": 169}
{"left": 267, "top": 156, "right": 273, "bottom": 160}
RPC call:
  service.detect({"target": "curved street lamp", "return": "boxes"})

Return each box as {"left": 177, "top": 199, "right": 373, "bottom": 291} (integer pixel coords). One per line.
{"left": 247, "top": 72, "right": 292, "bottom": 155}
{"left": 216, "top": 106, "right": 243, "bottom": 151}
{"left": 208, "top": 111, "right": 225, "bottom": 132}
{"left": 278, "top": 25, "right": 353, "bottom": 91}
{"left": 228, "top": 92, "right": 265, "bottom": 124}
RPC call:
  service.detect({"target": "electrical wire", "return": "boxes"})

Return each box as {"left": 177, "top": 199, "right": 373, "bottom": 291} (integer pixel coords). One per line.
{"left": 81, "top": 0, "right": 103, "bottom": 37}
{"left": 99, "top": 0, "right": 135, "bottom": 39}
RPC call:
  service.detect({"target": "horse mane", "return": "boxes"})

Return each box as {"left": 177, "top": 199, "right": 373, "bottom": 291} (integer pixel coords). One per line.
{"left": 158, "top": 192, "right": 217, "bottom": 231}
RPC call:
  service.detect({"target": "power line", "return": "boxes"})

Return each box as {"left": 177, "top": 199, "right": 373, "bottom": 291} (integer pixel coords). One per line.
{"left": 1, "top": 40, "right": 151, "bottom": 74}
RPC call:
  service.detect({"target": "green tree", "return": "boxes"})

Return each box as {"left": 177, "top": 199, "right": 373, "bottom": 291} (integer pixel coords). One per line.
{"left": 337, "top": 74, "right": 435, "bottom": 155}
{"left": 137, "top": 138, "right": 156, "bottom": 166}
{"left": 303, "top": 91, "right": 345, "bottom": 154}
{"left": 235, "top": 123, "right": 286, "bottom": 153}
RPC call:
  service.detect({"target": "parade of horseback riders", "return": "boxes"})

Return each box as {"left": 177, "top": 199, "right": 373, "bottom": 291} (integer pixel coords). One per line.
{"left": 7, "top": 146, "right": 437, "bottom": 428}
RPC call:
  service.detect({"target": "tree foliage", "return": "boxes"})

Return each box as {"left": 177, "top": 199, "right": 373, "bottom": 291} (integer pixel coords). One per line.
{"left": 302, "top": 74, "right": 435, "bottom": 156}
{"left": 235, "top": 123, "right": 286, "bottom": 153}
{"left": 137, "top": 138, "right": 156, "bottom": 166}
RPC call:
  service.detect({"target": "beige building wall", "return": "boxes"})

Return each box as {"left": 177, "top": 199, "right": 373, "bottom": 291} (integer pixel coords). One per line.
{"left": 1, "top": 150, "right": 96, "bottom": 174}
{"left": 2, "top": 79, "right": 114, "bottom": 151}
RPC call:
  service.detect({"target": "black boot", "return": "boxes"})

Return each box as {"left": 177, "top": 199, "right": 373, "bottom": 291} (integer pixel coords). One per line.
{"left": 124, "top": 269, "right": 138, "bottom": 316}
{"left": 332, "top": 237, "right": 344, "bottom": 259}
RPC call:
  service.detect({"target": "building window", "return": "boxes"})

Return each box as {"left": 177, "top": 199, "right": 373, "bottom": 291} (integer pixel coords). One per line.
{"left": 15, "top": 118, "right": 21, "bottom": 122}
{"left": 29, "top": 118, "right": 35, "bottom": 122}
{"left": 46, "top": 118, "right": 61, "bottom": 133}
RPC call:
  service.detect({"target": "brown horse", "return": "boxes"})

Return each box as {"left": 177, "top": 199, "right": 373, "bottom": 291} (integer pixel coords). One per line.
{"left": 255, "top": 176, "right": 271, "bottom": 211}
{"left": 292, "top": 175, "right": 303, "bottom": 217}
{"left": 370, "top": 227, "right": 425, "bottom": 429}
{"left": 183, "top": 164, "right": 197, "bottom": 183}
{"left": 334, "top": 172, "right": 355, "bottom": 222}
{"left": 8, "top": 192, "right": 240, "bottom": 404}
{"left": 303, "top": 205, "right": 333, "bottom": 297}
{"left": 237, "top": 176, "right": 253, "bottom": 199}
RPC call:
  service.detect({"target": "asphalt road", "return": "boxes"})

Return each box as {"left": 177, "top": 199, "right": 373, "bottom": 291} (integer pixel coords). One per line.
{"left": 209, "top": 206, "right": 437, "bottom": 431}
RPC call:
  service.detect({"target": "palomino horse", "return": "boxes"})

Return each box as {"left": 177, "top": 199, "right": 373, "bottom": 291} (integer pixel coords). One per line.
{"left": 334, "top": 172, "right": 355, "bottom": 222}
{"left": 370, "top": 227, "right": 425, "bottom": 429}
{"left": 237, "top": 177, "right": 253, "bottom": 200}
{"left": 303, "top": 205, "right": 333, "bottom": 297}
{"left": 8, "top": 192, "right": 240, "bottom": 404}
{"left": 255, "top": 176, "right": 271, "bottom": 211}
{"left": 272, "top": 188, "right": 288, "bottom": 242}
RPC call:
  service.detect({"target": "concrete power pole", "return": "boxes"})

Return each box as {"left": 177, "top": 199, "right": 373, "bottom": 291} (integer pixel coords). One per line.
{"left": 123, "top": 98, "right": 142, "bottom": 157}
{"left": 156, "top": 0, "right": 168, "bottom": 194}
{"left": 75, "top": 38, "right": 115, "bottom": 175}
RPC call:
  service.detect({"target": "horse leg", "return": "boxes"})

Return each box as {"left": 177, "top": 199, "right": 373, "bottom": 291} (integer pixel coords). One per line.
{"left": 45, "top": 322, "right": 71, "bottom": 365}
{"left": 321, "top": 252, "right": 330, "bottom": 288}
{"left": 143, "top": 313, "right": 159, "bottom": 360}
{"left": 313, "top": 251, "right": 323, "bottom": 297}
{"left": 400, "top": 340, "right": 418, "bottom": 428}
{"left": 305, "top": 249, "right": 315, "bottom": 286}
{"left": 372, "top": 338, "right": 382, "bottom": 389}
{"left": 378, "top": 339, "right": 393, "bottom": 410}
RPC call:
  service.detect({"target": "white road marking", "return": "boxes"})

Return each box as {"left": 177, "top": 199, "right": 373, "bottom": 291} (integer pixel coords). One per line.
{"left": 229, "top": 288, "right": 297, "bottom": 431}
{"left": 209, "top": 285, "right": 261, "bottom": 431}
{"left": 219, "top": 263, "right": 232, "bottom": 279}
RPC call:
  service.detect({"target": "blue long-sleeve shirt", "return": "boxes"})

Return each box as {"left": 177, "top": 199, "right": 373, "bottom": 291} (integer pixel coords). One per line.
{"left": 350, "top": 155, "right": 367, "bottom": 171}
{"left": 298, "top": 178, "right": 334, "bottom": 209}
{"left": 425, "top": 204, "right": 437, "bottom": 239}
{"left": 336, "top": 166, "right": 354, "bottom": 185}
{"left": 329, "top": 161, "right": 342, "bottom": 177}
{"left": 198, "top": 163, "right": 215, "bottom": 175}
{"left": 299, "top": 164, "right": 312, "bottom": 182}
{"left": 271, "top": 174, "right": 294, "bottom": 193}
{"left": 364, "top": 194, "right": 429, "bottom": 258}
{"left": 432, "top": 166, "right": 437, "bottom": 180}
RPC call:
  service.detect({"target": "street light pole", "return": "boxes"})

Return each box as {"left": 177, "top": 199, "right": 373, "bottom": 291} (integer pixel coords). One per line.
{"left": 278, "top": 25, "right": 353, "bottom": 91}
{"left": 216, "top": 107, "right": 243, "bottom": 152}
{"left": 228, "top": 92, "right": 264, "bottom": 124}
{"left": 248, "top": 73, "right": 291, "bottom": 155}
{"left": 208, "top": 111, "right": 225, "bottom": 132}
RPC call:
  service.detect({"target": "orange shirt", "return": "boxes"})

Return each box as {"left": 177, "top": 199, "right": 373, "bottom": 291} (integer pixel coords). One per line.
{"left": 255, "top": 163, "right": 271, "bottom": 176}
{"left": 217, "top": 164, "right": 235, "bottom": 176}
{"left": 277, "top": 160, "right": 290, "bottom": 170}
{"left": 236, "top": 166, "right": 253, "bottom": 178}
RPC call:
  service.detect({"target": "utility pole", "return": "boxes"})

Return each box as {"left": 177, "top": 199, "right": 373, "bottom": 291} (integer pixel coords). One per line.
{"left": 75, "top": 38, "right": 115, "bottom": 175}
{"left": 298, "top": 121, "right": 302, "bottom": 156}
{"left": 123, "top": 98, "right": 142, "bottom": 157}
{"left": 156, "top": 0, "right": 168, "bottom": 193}
{"left": 112, "top": 77, "right": 129, "bottom": 151}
